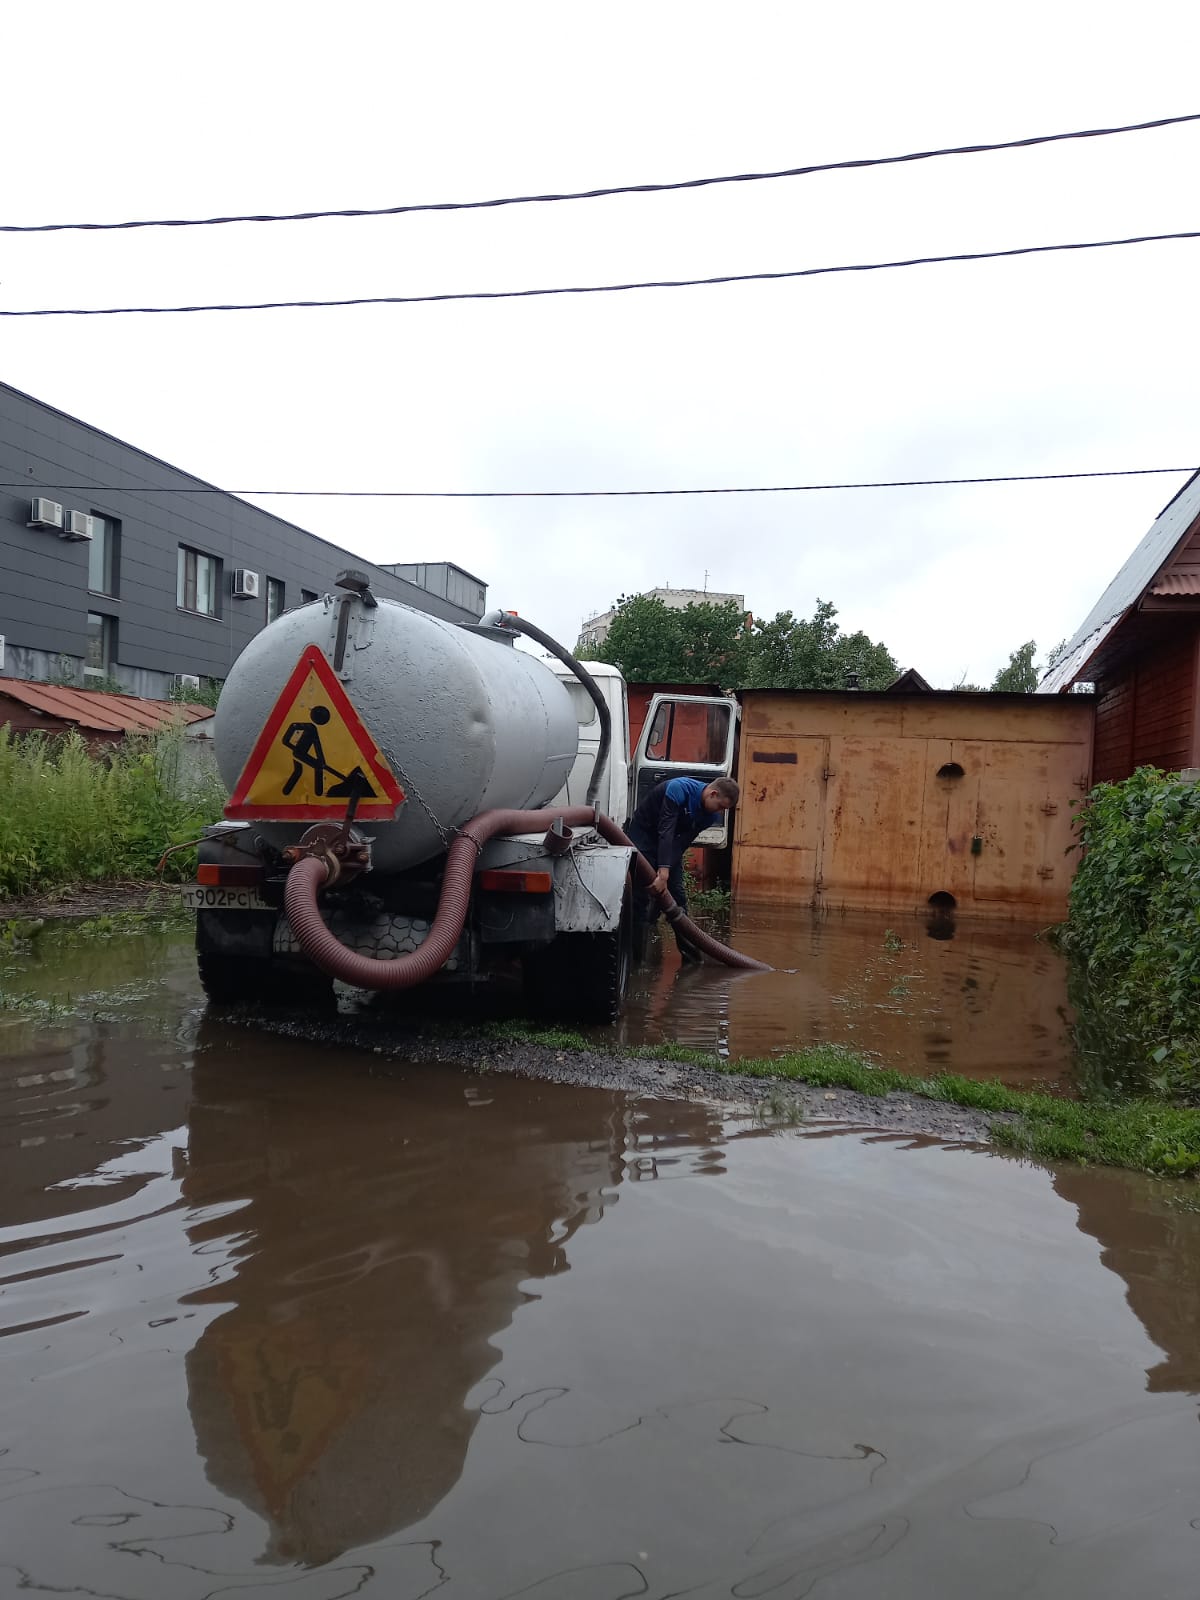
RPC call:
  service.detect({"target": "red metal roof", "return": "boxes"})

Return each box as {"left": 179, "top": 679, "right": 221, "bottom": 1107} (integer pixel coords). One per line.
{"left": 1148, "top": 572, "right": 1200, "bottom": 596}
{"left": 0, "top": 679, "right": 214, "bottom": 734}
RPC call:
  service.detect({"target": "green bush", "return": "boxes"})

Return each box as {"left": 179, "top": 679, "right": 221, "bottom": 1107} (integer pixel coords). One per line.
{"left": 0, "top": 725, "right": 227, "bottom": 899}
{"left": 1059, "top": 768, "right": 1200, "bottom": 1098}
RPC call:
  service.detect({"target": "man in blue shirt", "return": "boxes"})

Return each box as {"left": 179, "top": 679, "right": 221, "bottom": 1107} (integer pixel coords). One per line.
{"left": 626, "top": 776, "right": 739, "bottom": 960}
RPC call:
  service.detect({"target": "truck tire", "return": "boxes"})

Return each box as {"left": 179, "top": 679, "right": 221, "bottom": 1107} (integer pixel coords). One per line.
{"left": 523, "top": 884, "right": 632, "bottom": 1026}
{"left": 197, "top": 950, "right": 264, "bottom": 1006}
{"left": 195, "top": 907, "right": 335, "bottom": 1010}
{"left": 196, "top": 949, "right": 335, "bottom": 1010}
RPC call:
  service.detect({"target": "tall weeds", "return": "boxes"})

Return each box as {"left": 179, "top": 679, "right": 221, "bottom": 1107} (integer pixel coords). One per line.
{"left": 0, "top": 725, "right": 226, "bottom": 898}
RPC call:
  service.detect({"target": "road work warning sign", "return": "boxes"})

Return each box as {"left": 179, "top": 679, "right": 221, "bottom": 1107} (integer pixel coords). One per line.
{"left": 225, "top": 645, "right": 405, "bottom": 820}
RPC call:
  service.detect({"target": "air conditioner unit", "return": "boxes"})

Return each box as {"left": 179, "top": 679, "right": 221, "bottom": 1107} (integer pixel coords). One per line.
{"left": 176, "top": 673, "right": 202, "bottom": 692}
{"left": 61, "top": 510, "right": 94, "bottom": 542}
{"left": 28, "top": 497, "right": 64, "bottom": 530}
{"left": 232, "top": 569, "right": 260, "bottom": 599}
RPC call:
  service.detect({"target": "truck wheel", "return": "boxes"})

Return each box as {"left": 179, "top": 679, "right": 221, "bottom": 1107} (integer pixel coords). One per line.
{"left": 196, "top": 950, "right": 335, "bottom": 1010}
{"left": 523, "top": 883, "right": 632, "bottom": 1026}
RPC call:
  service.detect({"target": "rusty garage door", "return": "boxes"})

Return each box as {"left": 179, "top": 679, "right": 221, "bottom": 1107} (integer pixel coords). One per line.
{"left": 731, "top": 692, "right": 1093, "bottom": 917}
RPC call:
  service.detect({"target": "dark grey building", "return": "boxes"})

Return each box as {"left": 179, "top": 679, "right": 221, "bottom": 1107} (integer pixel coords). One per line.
{"left": 0, "top": 381, "right": 487, "bottom": 698}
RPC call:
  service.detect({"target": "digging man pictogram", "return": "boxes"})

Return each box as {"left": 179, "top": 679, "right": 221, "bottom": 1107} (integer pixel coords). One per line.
{"left": 281, "top": 705, "right": 376, "bottom": 800}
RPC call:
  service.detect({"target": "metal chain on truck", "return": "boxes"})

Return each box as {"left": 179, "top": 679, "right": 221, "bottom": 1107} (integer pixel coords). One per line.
{"left": 380, "top": 745, "right": 456, "bottom": 851}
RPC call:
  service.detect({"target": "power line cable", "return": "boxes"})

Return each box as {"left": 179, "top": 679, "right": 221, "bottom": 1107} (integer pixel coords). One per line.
{"left": 3, "top": 111, "right": 1198, "bottom": 234}
{"left": 3, "top": 228, "right": 1198, "bottom": 318}
{"left": 5, "top": 466, "right": 1192, "bottom": 499}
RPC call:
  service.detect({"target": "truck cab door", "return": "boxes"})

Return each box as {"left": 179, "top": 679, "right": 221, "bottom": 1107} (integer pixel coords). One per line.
{"left": 629, "top": 694, "right": 739, "bottom": 848}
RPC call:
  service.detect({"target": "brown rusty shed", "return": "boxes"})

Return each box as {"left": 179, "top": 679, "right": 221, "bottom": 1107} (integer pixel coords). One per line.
{"left": 731, "top": 689, "right": 1094, "bottom": 918}
{"left": 0, "top": 679, "right": 213, "bottom": 750}
{"left": 1042, "top": 468, "right": 1200, "bottom": 781}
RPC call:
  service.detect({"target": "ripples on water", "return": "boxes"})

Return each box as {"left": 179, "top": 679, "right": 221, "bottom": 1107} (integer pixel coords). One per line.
{"left": 1, "top": 923, "right": 1198, "bottom": 1596}
{"left": 616, "top": 905, "right": 1076, "bottom": 1089}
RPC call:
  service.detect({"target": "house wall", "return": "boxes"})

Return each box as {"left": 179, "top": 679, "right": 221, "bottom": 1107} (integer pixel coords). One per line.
{"left": 731, "top": 691, "right": 1095, "bottom": 918}
{"left": 1092, "top": 623, "right": 1200, "bottom": 784}
{"left": 1132, "top": 630, "right": 1197, "bottom": 772}
{"left": 1092, "top": 678, "right": 1136, "bottom": 784}
{"left": 0, "top": 383, "right": 486, "bottom": 699}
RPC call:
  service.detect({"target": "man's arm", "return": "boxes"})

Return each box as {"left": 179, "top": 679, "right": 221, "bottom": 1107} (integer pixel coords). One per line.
{"left": 657, "top": 792, "right": 685, "bottom": 870}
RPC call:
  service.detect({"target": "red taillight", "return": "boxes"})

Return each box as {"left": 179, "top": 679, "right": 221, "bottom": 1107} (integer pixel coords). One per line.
{"left": 477, "top": 869, "right": 553, "bottom": 894}
{"left": 197, "top": 863, "right": 265, "bottom": 887}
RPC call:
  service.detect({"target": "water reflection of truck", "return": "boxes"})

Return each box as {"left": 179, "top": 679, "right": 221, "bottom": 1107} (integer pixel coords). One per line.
{"left": 181, "top": 1047, "right": 641, "bottom": 1565}
{"left": 189, "top": 577, "right": 739, "bottom": 1022}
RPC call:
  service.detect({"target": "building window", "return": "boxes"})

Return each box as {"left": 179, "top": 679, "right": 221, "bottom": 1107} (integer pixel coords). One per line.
{"left": 88, "top": 514, "right": 120, "bottom": 597}
{"left": 178, "top": 546, "right": 221, "bottom": 616}
{"left": 301, "top": 588, "right": 319, "bottom": 605}
{"left": 266, "top": 577, "right": 285, "bottom": 623}
{"left": 85, "top": 613, "right": 116, "bottom": 679}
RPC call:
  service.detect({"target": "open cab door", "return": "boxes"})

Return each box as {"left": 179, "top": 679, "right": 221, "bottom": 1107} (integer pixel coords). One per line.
{"left": 629, "top": 693, "right": 739, "bottom": 848}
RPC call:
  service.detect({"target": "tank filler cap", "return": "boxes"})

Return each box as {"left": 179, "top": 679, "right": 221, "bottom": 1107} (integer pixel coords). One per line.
{"left": 335, "top": 569, "right": 378, "bottom": 608}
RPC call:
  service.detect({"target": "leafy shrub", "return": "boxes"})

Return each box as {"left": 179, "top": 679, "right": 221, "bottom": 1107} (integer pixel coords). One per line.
{"left": 0, "top": 725, "right": 226, "bottom": 898}
{"left": 1059, "top": 768, "right": 1200, "bottom": 1098}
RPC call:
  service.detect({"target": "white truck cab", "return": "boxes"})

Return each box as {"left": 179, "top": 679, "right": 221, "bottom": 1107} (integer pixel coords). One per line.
{"left": 547, "top": 661, "right": 630, "bottom": 821}
{"left": 548, "top": 661, "right": 738, "bottom": 846}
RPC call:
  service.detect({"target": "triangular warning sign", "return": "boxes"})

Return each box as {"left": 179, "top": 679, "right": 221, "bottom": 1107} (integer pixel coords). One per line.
{"left": 225, "top": 645, "right": 405, "bottom": 821}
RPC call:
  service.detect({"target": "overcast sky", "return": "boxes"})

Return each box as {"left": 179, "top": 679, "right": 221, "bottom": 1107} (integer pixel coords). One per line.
{"left": 5, "top": 0, "right": 1199, "bottom": 686}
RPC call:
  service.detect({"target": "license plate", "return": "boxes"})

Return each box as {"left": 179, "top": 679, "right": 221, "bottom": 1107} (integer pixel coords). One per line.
{"left": 183, "top": 885, "right": 270, "bottom": 912}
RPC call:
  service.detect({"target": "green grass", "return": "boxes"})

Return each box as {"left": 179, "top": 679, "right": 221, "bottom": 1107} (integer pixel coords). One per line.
{"left": 681, "top": 868, "right": 731, "bottom": 917}
{"left": 462, "top": 1021, "right": 1200, "bottom": 1178}
{"left": 0, "top": 726, "right": 225, "bottom": 899}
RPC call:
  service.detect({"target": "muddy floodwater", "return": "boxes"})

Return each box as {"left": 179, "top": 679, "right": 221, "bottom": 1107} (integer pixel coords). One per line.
{"left": 620, "top": 905, "right": 1075, "bottom": 1088}
{"left": 2, "top": 920, "right": 1199, "bottom": 1597}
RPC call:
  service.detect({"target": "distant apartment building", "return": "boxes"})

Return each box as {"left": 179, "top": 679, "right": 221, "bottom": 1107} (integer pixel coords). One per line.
{"left": 578, "top": 587, "right": 746, "bottom": 652}
{"left": 0, "top": 381, "right": 487, "bottom": 699}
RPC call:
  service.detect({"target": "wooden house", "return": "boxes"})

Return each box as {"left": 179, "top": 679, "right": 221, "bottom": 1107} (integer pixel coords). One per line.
{"left": 1042, "top": 469, "right": 1200, "bottom": 781}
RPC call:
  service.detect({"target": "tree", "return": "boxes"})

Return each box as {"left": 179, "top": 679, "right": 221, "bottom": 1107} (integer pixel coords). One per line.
{"left": 991, "top": 641, "right": 1040, "bottom": 693}
{"left": 585, "top": 595, "right": 750, "bottom": 685}
{"left": 586, "top": 593, "right": 899, "bottom": 691}
{"left": 742, "top": 601, "right": 898, "bottom": 690}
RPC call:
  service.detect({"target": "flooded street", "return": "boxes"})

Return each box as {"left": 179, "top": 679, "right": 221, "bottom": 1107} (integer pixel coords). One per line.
{"left": 3, "top": 921, "right": 1199, "bottom": 1598}
{"left": 619, "top": 906, "right": 1075, "bottom": 1088}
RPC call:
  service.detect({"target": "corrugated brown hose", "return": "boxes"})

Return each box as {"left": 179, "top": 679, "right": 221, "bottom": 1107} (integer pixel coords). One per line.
{"left": 284, "top": 806, "right": 771, "bottom": 990}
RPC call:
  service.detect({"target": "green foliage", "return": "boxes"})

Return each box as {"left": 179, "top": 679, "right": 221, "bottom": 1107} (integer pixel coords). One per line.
{"left": 587, "top": 593, "right": 898, "bottom": 690}
{"left": 1059, "top": 768, "right": 1200, "bottom": 1098}
{"left": 168, "top": 677, "right": 224, "bottom": 709}
{"left": 989, "top": 639, "right": 1067, "bottom": 693}
{"left": 741, "top": 600, "right": 898, "bottom": 691}
{"left": 992, "top": 640, "right": 1040, "bottom": 692}
{"left": 682, "top": 866, "right": 731, "bottom": 917}
{"left": 0, "top": 725, "right": 227, "bottom": 899}
{"left": 44, "top": 660, "right": 126, "bottom": 695}
{"left": 586, "top": 594, "right": 748, "bottom": 684}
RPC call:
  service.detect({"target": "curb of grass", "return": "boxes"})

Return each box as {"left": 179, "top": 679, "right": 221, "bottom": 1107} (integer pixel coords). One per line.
{"left": 461, "top": 1021, "right": 1200, "bottom": 1179}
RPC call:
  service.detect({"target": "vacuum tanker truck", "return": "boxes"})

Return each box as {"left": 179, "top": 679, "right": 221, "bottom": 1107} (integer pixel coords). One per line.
{"left": 187, "top": 574, "right": 747, "bottom": 1023}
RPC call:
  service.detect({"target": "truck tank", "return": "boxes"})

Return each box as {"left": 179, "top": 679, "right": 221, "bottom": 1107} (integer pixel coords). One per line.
{"left": 213, "top": 596, "right": 579, "bottom": 873}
